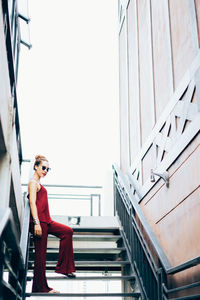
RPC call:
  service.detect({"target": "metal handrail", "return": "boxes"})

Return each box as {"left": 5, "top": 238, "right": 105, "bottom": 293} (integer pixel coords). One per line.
{"left": 113, "top": 163, "right": 171, "bottom": 271}
{"left": 22, "top": 183, "right": 102, "bottom": 216}
{"left": 21, "top": 183, "right": 102, "bottom": 189}
{"left": 0, "top": 208, "right": 25, "bottom": 299}
{"left": 0, "top": 208, "right": 24, "bottom": 268}
{"left": 113, "top": 163, "right": 200, "bottom": 299}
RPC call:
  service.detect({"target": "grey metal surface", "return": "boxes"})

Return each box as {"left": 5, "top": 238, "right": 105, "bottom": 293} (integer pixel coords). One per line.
{"left": 30, "top": 247, "right": 126, "bottom": 253}
{"left": 27, "top": 275, "right": 135, "bottom": 281}
{"left": 51, "top": 215, "right": 120, "bottom": 228}
{"left": 26, "top": 292, "right": 141, "bottom": 297}
{"left": 29, "top": 260, "right": 130, "bottom": 266}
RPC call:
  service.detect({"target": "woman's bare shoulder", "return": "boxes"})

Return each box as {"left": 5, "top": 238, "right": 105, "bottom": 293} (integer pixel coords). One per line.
{"left": 29, "top": 179, "right": 40, "bottom": 190}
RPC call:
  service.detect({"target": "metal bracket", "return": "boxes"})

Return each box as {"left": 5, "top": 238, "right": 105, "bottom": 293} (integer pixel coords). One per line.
{"left": 18, "top": 13, "right": 30, "bottom": 24}
{"left": 150, "top": 169, "right": 169, "bottom": 188}
{"left": 20, "top": 40, "right": 32, "bottom": 49}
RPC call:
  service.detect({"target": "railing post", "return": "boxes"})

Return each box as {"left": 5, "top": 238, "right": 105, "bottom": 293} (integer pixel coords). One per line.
{"left": 157, "top": 268, "right": 164, "bottom": 300}
{"left": 0, "top": 240, "right": 3, "bottom": 300}
{"left": 98, "top": 194, "right": 101, "bottom": 216}
{"left": 113, "top": 171, "right": 116, "bottom": 216}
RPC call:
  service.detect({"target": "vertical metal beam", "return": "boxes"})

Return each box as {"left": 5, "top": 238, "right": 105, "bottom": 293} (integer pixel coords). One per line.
{"left": 157, "top": 268, "right": 164, "bottom": 300}
{"left": 0, "top": 240, "right": 3, "bottom": 300}
{"left": 90, "top": 195, "right": 93, "bottom": 216}
{"left": 98, "top": 195, "right": 101, "bottom": 216}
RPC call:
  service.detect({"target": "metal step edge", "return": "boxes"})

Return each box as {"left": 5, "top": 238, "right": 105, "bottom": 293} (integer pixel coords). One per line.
{"left": 49, "top": 234, "right": 122, "bottom": 237}
{"left": 25, "top": 292, "right": 141, "bottom": 297}
{"left": 26, "top": 275, "right": 136, "bottom": 281}
{"left": 71, "top": 227, "right": 121, "bottom": 232}
{"left": 29, "top": 261, "right": 130, "bottom": 265}
{"left": 29, "top": 247, "right": 126, "bottom": 252}
{"left": 48, "top": 235, "right": 122, "bottom": 239}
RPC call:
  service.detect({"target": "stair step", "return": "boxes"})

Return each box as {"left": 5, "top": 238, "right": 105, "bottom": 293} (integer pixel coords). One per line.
{"left": 25, "top": 292, "right": 141, "bottom": 297}
{"left": 46, "top": 235, "right": 122, "bottom": 242}
{"left": 71, "top": 227, "right": 120, "bottom": 233}
{"left": 29, "top": 260, "right": 130, "bottom": 266}
{"left": 29, "top": 247, "right": 126, "bottom": 253}
{"left": 27, "top": 275, "right": 136, "bottom": 281}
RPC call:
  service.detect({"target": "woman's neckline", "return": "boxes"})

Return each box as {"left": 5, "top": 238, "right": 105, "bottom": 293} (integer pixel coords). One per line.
{"left": 37, "top": 183, "right": 42, "bottom": 192}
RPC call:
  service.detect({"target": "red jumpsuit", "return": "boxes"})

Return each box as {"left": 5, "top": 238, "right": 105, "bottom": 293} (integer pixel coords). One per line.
{"left": 29, "top": 185, "right": 75, "bottom": 292}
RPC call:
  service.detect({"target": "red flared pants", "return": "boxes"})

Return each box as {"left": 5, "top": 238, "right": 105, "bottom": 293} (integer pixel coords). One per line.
{"left": 30, "top": 221, "right": 75, "bottom": 292}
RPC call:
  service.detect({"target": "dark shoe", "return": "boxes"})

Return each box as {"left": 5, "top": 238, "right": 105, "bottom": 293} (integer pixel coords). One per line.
{"left": 66, "top": 273, "right": 76, "bottom": 278}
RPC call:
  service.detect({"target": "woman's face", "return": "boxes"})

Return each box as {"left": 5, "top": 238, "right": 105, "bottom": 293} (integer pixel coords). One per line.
{"left": 35, "top": 161, "right": 50, "bottom": 178}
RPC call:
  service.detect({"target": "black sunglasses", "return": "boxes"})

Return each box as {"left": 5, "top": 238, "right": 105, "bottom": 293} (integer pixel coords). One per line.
{"left": 41, "top": 166, "right": 51, "bottom": 172}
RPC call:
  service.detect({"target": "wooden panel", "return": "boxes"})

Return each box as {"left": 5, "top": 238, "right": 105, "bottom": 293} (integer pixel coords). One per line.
{"left": 140, "top": 140, "right": 200, "bottom": 267}
{"left": 142, "top": 143, "right": 200, "bottom": 226}
{"left": 155, "top": 188, "right": 200, "bottom": 266}
{"left": 140, "top": 132, "right": 200, "bottom": 208}
{"left": 127, "top": 0, "right": 141, "bottom": 163}
{"left": 195, "top": 0, "right": 200, "bottom": 48}
{"left": 137, "top": 0, "right": 155, "bottom": 145}
{"left": 119, "top": 19, "right": 130, "bottom": 172}
{"left": 169, "top": 0, "right": 199, "bottom": 89}
{"left": 151, "top": 0, "right": 173, "bottom": 119}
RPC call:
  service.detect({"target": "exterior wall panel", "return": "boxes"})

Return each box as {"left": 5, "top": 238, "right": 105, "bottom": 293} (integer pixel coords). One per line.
{"left": 137, "top": 0, "right": 155, "bottom": 146}
{"left": 127, "top": 0, "right": 141, "bottom": 163}
{"left": 119, "top": 0, "right": 200, "bottom": 292}
{"left": 195, "top": 0, "right": 200, "bottom": 48}
{"left": 0, "top": 0, "right": 24, "bottom": 231}
{"left": 169, "top": 0, "right": 199, "bottom": 89}
{"left": 119, "top": 18, "right": 130, "bottom": 172}
{"left": 151, "top": 0, "right": 173, "bottom": 119}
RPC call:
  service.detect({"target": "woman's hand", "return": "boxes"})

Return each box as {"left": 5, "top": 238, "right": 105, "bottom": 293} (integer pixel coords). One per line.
{"left": 34, "top": 224, "right": 42, "bottom": 237}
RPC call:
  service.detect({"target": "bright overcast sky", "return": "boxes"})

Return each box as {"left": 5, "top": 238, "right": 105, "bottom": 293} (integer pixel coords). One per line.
{"left": 17, "top": 0, "right": 119, "bottom": 190}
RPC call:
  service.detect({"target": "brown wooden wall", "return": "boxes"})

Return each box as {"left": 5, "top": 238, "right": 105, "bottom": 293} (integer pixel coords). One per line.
{"left": 118, "top": 0, "right": 200, "bottom": 290}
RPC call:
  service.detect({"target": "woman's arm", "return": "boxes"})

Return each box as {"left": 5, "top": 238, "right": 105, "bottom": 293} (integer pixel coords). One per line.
{"left": 28, "top": 181, "right": 42, "bottom": 237}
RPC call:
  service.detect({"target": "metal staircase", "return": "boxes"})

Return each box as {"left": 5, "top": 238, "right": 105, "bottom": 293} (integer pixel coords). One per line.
{"left": 24, "top": 217, "right": 141, "bottom": 299}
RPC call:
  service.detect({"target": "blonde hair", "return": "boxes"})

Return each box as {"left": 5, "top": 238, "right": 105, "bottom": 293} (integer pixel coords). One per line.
{"left": 33, "top": 155, "right": 48, "bottom": 170}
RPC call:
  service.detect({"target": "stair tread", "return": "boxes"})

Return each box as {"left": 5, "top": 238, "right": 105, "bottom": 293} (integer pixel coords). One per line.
{"left": 25, "top": 292, "right": 140, "bottom": 297}
{"left": 27, "top": 275, "right": 135, "bottom": 280}
{"left": 30, "top": 247, "right": 125, "bottom": 251}
{"left": 49, "top": 234, "right": 121, "bottom": 237}
{"left": 29, "top": 260, "right": 129, "bottom": 264}
{"left": 29, "top": 248, "right": 125, "bottom": 255}
{"left": 47, "top": 234, "right": 121, "bottom": 239}
{"left": 71, "top": 227, "right": 120, "bottom": 231}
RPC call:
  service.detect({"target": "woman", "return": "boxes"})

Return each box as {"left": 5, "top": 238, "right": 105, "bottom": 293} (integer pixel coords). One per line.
{"left": 28, "top": 155, "right": 76, "bottom": 293}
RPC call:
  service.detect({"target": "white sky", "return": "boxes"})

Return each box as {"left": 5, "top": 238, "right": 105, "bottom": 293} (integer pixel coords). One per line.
{"left": 17, "top": 0, "right": 119, "bottom": 191}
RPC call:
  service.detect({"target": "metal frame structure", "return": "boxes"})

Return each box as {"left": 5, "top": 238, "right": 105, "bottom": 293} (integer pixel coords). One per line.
{"left": 118, "top": 0, "right": 200, "bottom": 204}
{"left": 0, "top": 208, "right": 25, "bottom": 300}
{"left": 113, "top": 163, "right": 200, "bottom": 299}
{"left": 22, "top": 183, "right": 102, "bottom": 217}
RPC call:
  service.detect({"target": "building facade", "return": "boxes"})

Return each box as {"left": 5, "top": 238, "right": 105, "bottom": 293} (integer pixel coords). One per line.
{"left": 118, "top": 0, "right": 200, "bottom": 293}
{"left": 0, "top": 0, "right": 26, "bottom": 237}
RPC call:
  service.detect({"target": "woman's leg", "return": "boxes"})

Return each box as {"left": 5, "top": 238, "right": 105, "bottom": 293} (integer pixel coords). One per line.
{"left": 48, "top": 221, "right": 75, "bottom": 275}
{"left": 30, "top": 222, "right": 53, "bottom": 292}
